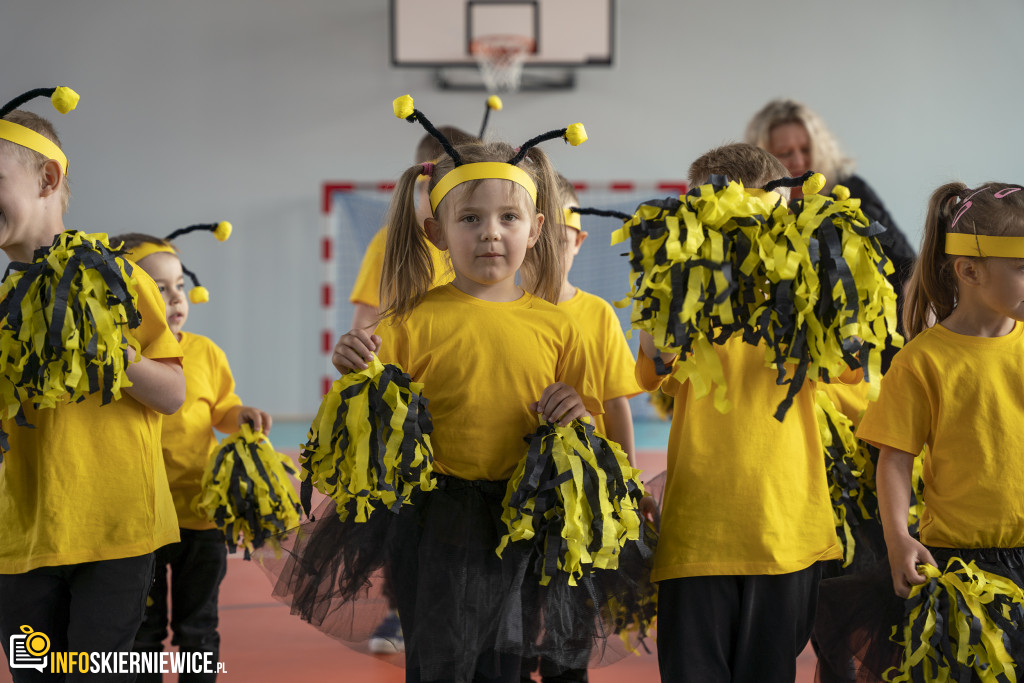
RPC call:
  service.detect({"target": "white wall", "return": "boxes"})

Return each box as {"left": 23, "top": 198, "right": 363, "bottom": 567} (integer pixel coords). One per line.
{"left": 2, "top": 0, "right": 1022, "bottom": 416}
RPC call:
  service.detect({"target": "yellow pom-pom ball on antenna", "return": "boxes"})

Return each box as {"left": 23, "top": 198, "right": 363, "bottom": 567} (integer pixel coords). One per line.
{"left": 189, "top": 287, "right": 210, "bottom": 304}
{"left": 214, "top": 221, "right": 232, "bottom": 242}
{"left": 832, "top": 185, "right": 851, "bottom": 201}
{"left": 51, "top": 87, "right": 80, "bottom": 114}
{"left": 803, "top": 172, "right": 826, "bottom": 196}
{"left": 565, "top": 123, "right": 588, "bottom": 146}
{"left": 487, "top": 95, "right": 503, "bottom": 111}
{"left": 393, "top": 95, "right": 415, "bottom": 120}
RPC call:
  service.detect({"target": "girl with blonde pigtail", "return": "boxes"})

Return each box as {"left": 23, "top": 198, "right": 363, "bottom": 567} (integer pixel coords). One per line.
{"left": 815, "top": 181, "right": 1024, "bottom": 681}
{"left": 268, "top": 97, "right": 657, "bottom": 683}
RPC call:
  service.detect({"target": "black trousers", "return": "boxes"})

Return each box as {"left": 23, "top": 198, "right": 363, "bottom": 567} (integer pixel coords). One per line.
{"left": 0, "top": 553, "right": 156, "bottom": 683}
{"left": 133, "top": 529, "right": 227, "bottom": 683}
{"left": 656, "top": 563, "right": 821, "bottom": 683}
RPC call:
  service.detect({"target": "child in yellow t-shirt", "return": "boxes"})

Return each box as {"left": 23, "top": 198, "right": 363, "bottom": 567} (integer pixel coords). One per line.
{"left": 822, "top": 182, "right": 1024, "bottom": 680}
{"left": 112, "top": 232, "right": 272, "bottom": 680}
{"left": 0, "top": 91, "right": 186, "bottom": 668}
{"left": 637, "top": 143, "right": 852, "bottom": 683}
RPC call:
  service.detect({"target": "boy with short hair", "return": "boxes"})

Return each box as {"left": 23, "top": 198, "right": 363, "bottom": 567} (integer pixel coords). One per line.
{"left": 638, "top": 143, "right": 847, "bottom": 682}
{"left": 0, "top": 95, "right": 186, "bottom": 678}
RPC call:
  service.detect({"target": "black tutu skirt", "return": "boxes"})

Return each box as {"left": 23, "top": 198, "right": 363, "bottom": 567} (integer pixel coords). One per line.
{"left": 259, "top": 474, "right": 657, "bottom": 681}
{"left": 814, "top": 546, "right": 1024, "bottom": 683}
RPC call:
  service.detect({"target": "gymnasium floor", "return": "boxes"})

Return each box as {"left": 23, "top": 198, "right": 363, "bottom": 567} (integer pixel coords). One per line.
{"left": 0, "top": 422, "right": 818, "bottom": 682}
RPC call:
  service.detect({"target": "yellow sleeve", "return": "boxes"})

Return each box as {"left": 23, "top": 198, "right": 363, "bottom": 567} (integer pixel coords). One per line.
{"left": 857, "top": 361, "right": 930, "bottom": 455}
{"left": 208, "top": 343, "right": 243, "bottom": 429}
{"left": 598, "top": 306, "right": 642, "bottom": 401}
{"left": 635, "top": 349, "right": 669, "bottom": 393}
{"left": 132, "top": 268, "right": 184, "bottom": 363}
{"left": 350, "top": 227, "right": 388, "bottom": 307}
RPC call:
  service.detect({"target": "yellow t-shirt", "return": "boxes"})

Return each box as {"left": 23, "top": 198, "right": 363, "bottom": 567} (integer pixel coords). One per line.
{"left": 162, "top": 331, "right": 242, "bottom": 530}
{"left": 821, "top": 380, "right": 872, "bottom": 430}
{"left": 637, "top": 337, "right": 844, "bottom": 580}
{"left": 349, "top": 226, "right": 453, "bottom": 307}
{"left": 377, "top": 284, "right": 603, "bottom": 481}
{"left": 558, "top": 288, "right": 640, "bottom": 435}
{"left": 0, "top": 269, "right": 184, "bottom": 573}
{"left": 858, "top": 322, "right": 1024, "bottom": 549}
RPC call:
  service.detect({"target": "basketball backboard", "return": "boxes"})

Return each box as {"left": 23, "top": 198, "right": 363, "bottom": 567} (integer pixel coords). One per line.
{"left": 390, "top": 0, "right": 615, "bottom": 90}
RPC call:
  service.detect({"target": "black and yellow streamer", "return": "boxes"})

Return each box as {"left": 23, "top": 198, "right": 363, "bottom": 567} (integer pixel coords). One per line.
{"left": 611, "top": 176, "right": 901, "bottom": 420}
{"left": 886, "top": 558, "right": 1024, "bottom": 682}
{"left": 814, "top": 389, "right": 879, "bottom": 567}
{"left": 0, "top": 230, "right": 140, "bottom": 454}
{"left": 498, "top": 417, "right": 645, "bottom": 586}
{"left": 300, "top": 356, "right": 436, "bottom": 523}
{"left": 192, "top": 423, "right": 302, "bottom": 557}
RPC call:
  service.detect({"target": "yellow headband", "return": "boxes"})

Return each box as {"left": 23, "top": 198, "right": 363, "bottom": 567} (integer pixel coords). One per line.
{"left": 0, "top": 120, "right": 68, "bottom": 174}
{"left": 429, "top": 162, "right": 538, "bottom": 213}
{"left": 563, "top": 208, "right": 582, "bottom": 231}
{"left": 125, "top": 243, "right": 177, "bottom": 263}
{"left": 944, "top": 233, "right": 1024, "bottom": 258}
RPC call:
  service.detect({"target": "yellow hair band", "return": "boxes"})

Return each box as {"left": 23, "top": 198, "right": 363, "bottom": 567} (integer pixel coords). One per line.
{"left": 563, "top": 208, "right": 582, "bottom": 231}
{"left": 944, "top": 233, "right": 1024, "bottom": 258}
{"left": 0, "top": 120, "right": 69, "bottom": 174}
{"left": 429, "top": 162, "right": 537, "bottom": 213}
{"left": 124, "top": 243, "right": 177, "bottom": 263}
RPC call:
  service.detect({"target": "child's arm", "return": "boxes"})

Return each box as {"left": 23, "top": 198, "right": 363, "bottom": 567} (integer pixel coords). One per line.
{"left": 350, "top": 303, "right": 379, "bottom": 333}
{"left": 877, "top": 445, "right": 937, "bottom": 598}
{"left": 216, "top": 405, "right": 273, "bottom": 434}
{"left": 531, "top": 382, "right": 588, "bottom": 427}
{"left": 124, "top": 346, "right": 185, "bottom": 415}
{"left": 637, "top": 331, "right": 677, "bottom": 368}
{"left": 332, "top": 328, "right": 382, "bottom": 372}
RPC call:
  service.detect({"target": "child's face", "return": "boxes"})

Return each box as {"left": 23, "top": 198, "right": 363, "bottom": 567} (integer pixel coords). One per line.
{"left": 426, "top": 179, "right": 542, "bottom": 298}
{"left": 971, "top": 256, "right": 1024, "bottom": 323}
{"left": 0, "top": 151, "right": 45, "bottom": 260}
{"left": 138, "top": 251, "right": 189, "bottom": 337}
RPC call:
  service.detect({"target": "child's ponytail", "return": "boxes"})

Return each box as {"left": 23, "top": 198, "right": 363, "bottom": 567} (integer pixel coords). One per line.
{"left": 518, "top": 147, "right": 565, "bottom": 304}
{"left": 381, "top": 165, "right": 436, "bottom": 322}
{"left": 903, "top": 182, "right": 966, "bottom": 339}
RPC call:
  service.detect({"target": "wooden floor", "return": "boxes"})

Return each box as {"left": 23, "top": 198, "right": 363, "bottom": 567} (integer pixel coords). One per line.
{"left": 0, "top": 440, "right": 819, "bottom": 682}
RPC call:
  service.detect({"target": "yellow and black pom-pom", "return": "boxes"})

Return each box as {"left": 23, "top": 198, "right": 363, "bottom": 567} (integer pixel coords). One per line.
{"left": 192, "top": 423, "right": 302, "bottom": 558}
{"left": 611, "top": 177, "right": 901, "bottom": 420}
{"left": 300, "top": 356, "right": 436, "bottom": 523}
{"left": 498, "top": 417, "right": 646, "bottom": 586}
{"left": 887, "top": 558, "right": 1024, "bottom": 682}
{"left": 0, "top": 230, "right": 140, "bottom": 455}
{"left": 814, "top": 390, "right": 879, "bottom": 567}
{"left": 647, "top": 387, "right": 674, "bottom": 421}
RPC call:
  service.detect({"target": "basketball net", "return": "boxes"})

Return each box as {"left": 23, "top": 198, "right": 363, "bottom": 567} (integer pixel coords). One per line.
{"left": 470, "top": 35, "right": 535, "bottom": 93}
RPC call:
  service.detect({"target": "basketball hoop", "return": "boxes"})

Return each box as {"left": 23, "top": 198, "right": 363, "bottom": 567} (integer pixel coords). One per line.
{"left": 470, "top": 34, "right": 535, "bottom": 93}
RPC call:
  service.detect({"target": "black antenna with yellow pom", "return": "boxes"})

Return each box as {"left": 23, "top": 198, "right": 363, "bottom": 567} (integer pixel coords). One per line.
{"left": 507, "top": 123, "right": 587, "bottom": 166}
{"left": 394, "top": 95, "right": 464, "bottom": 166}
{"left": 479, "top": 95, "right": 502, "bottom": 139}
{"left": 0, "top": 86, "right": 79, "bottom": 119}
{"left": 167, "top": 222, "right": 232, "bottom": 304}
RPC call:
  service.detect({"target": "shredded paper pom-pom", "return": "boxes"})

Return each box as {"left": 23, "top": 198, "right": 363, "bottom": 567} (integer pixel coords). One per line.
{"left": 0, "top": 230, "right": 140, "bottom": 455}
{"left": 393, "top": 94, "right": 415, "bottom": 120}
{"left": 611, "top": 176, "right": 902, "bottom": 420}
{"left": 300, "top": 356, "right": 436, "bottom": 523}
{"left": 814, "top": 390, "right": 878, "bottom": 567}
{"left": 497, "top": 417, "right": 646, "bottom": 587}
{"left": 887, "top": 558, "right": 1024, "bottom": 682}
{"left": 192, "top": 423, "right": 302, "bottom": 558}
